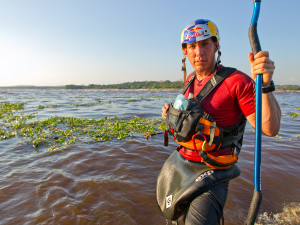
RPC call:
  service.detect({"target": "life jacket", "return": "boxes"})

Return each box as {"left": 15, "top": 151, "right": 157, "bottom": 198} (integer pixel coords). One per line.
{"left": 165, "top": 67, "right": 246, "bottom": 169}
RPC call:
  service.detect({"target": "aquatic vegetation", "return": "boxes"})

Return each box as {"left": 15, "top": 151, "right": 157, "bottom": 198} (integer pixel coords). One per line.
{"left": 37, "top": 105, "right": 45, "bottom": 109}
{"left": 78, "top": 99, "right": 104, "bottom": 106}
{"left": 69, "top": 96, "right": 170, "bottom": 107}
{"left": 37, "top": 104, "right": 59, "bottom": 109}
{"left": 0, "top": 102, "right": 24, "bottom": 116}
{"left": 288, "top": 111, "right": 299, "bottom": 117}
{"left": 0, "top": 101, "right": 166, "bottom": 151}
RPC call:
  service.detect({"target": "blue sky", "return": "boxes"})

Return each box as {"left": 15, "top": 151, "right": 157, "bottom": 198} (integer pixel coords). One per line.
{"left": 0, "top": 0, "right": 299, "bottom": 86}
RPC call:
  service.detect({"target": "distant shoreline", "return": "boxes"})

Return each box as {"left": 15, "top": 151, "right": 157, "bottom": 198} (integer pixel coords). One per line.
{"left": 0, "top": 87, "right": 299, "bottom": 92}
{"left": 0, "top": 88, "right": 180, "bottom": 92}
{"left": 0, "top": 82, "right": 299, "bottom": 92}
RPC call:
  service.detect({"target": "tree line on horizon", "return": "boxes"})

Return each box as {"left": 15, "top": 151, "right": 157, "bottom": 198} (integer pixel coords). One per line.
{"left": 1, "top": 81, "right": 299, "bottom": 90}
{"left": 65, "top": 80, "right": 185, "bottom": 90}
{"left": 65, "top": 81, "right": 300, "bottom": 91}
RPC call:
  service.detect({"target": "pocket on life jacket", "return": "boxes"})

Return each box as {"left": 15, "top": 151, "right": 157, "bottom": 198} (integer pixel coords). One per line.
{"left": 165, "top": 101, "right": 204, "bottom": 143}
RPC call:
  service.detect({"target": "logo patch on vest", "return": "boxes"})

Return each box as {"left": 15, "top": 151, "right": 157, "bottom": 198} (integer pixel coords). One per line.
{"left": 166, "top": 194, "right": 173, "bottom": 208}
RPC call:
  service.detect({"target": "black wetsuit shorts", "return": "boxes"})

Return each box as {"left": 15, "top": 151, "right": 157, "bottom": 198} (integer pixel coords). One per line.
{"left": 184, "top": 180, "right": 229, "bottom": 225}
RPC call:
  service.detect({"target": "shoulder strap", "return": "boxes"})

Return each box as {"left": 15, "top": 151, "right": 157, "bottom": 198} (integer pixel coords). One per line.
{"left": 181, "top": 71, "right": 196, "bottom": 95}
{"left": 195, "top": 67, "right": 237, "bottom": 101}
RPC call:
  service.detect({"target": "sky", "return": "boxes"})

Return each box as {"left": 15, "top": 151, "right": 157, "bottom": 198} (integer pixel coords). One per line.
{"left": 0, "top": 0, "right": 299, "bottom": 86}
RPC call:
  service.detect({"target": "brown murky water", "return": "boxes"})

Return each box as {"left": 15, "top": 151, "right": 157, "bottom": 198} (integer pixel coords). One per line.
{"left": 0, "top": 90, "right": 299, "bottom": 225}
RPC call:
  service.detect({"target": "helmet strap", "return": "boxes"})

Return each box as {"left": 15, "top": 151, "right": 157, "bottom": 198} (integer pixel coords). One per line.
{"left": 214, "top": 50, "right": 222, "bottom": 74}
{"left": 182, "top": 53, "right": 187, "bottom": 82}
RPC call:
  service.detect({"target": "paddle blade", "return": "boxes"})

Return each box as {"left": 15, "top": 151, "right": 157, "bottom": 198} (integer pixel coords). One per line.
{"left": 245, "top": 190, "right": 262, "bottom": 225}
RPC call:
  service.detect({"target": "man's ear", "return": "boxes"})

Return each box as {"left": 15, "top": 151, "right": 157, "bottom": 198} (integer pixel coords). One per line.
{"left": 183, "top": 48, "right": 187, "bottom": 54}
{"left": 214, "top": 42, "right": 219, "bottom": 52}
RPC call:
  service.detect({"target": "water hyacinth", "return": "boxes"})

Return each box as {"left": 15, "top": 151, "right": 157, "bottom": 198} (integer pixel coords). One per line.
{"left": 0, "top": 102, "right": 166, "bottom": 151}
{"left": 2, "top": 95, "right": 297, "bottom": 151}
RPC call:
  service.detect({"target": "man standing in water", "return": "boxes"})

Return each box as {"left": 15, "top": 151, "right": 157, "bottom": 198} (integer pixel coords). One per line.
{"left": 158, "top": 19, "right": 281, "bottom": 224}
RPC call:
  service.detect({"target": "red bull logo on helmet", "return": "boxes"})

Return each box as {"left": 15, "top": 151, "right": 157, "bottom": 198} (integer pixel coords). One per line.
{"left": 184, "top": 25, "right": 206, "bottom": 41}
{"left": 187, "top": 26, "right": 203, "bottom": 38}
{"left": 183, "top": 24, "right": 213, "bottom": 42}
{"left": 185, "top": 31, "right": 204, "bottom": 40}
{"left": 188, "top": 26, "right": 202, "bottom": 33}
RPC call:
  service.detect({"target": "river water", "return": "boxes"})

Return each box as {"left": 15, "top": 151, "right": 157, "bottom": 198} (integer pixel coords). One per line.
{"left": 0, "top": 90, "right": 299, "bottom": 225}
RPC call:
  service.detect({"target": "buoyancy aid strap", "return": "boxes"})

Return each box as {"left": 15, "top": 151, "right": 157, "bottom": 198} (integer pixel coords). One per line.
{"left": 196, "top": 123, "right": 204, "bottom": 135}
{"left": 195, "top": 67, "right": 237, "bottom": 101}
{"left": 203, "top": 113, "right": 213, "bottom": 120}
{"left": 181, "top": 71, "right": 196, "bottom": 95}
{"left": 209, "top": 121, "right": 216, "bottom": 146}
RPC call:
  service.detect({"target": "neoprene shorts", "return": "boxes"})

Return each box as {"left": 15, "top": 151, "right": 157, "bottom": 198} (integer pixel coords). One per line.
{"left": 184, "top": 180, "right": 229, "bottom": 225}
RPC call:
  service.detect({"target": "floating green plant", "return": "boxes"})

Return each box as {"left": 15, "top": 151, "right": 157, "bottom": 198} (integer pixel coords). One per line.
{"left": 288, "top": 111, "right": 299, "bottom": 117}
{"left": 37, "top": 105, "right": 45, "bottom": 109}
{"left": 0, "top": 101, "right": 166, "bottom": 151}
{"left": 0, "top": 102, "right": 24, "bottom": 116}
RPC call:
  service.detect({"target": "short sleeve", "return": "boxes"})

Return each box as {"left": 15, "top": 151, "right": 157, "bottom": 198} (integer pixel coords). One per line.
{"left": 228, "top": 71, "right": 255, "bottom": 117}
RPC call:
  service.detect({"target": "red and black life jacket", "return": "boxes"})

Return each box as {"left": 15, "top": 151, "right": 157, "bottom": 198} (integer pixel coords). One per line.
{"left": 165, "top": 67, "right": 246, "bottom": 169}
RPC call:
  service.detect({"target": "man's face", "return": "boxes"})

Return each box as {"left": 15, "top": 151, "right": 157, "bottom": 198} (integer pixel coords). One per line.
{"left": 184, "top": 38, "right": 218, "bottom": 76}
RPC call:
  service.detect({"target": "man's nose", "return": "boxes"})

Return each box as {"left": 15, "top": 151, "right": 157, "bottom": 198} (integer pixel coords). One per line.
{"left": 195, "top": 43, "right": 202, "bottom": 56}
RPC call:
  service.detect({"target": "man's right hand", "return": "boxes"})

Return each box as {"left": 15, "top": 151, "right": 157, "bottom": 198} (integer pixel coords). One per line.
{"left": 162, "top": 104, "right": 170, "bottom": 119}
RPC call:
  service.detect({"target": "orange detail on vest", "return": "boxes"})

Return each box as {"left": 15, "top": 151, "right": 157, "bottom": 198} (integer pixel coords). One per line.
{"left": 202, "top": 152, "right": 238, "bottom": 170}
{"left": 176, "top": 138, "right": 220, "bottom": 152}
{"left": 199, "top": 117, "right": 220, "bottom": 136}
{"left": 179, "top": 147, "right": 237, "bottom": 169}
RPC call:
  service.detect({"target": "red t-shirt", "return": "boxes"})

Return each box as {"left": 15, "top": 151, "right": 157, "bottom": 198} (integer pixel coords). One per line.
{"left": 180, "top": 66, "right": 255, "bottom": 161}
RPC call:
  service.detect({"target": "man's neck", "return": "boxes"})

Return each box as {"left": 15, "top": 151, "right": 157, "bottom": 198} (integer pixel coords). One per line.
{"left": 196, "top": 64, "right": 216, "bottom": 80}
{"left": 195, "top": 66, "right": 215, "bottom": 81}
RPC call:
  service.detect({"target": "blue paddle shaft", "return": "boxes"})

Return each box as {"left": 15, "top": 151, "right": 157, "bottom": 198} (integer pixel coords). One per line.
{"left": 245, "top": 1, "right": 263, "bottom": 224}
{"left": 249, "top": 0, "right": 262, "bottom": 193}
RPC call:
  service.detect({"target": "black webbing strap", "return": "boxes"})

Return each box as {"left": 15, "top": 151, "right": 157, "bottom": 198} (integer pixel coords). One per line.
{"left": 195, "top": 67, "right": 237, "bottom": 101}
{"left": 181, "top": 71, "right": 196, "bottom": 95}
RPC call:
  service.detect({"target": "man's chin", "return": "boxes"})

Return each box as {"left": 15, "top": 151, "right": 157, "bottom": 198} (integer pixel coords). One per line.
{"left": 194, "top": 66, "right": 214, "bottom": 76}
{"left": 195, "top": 65, "right": 208, "bottom": 71}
